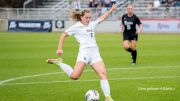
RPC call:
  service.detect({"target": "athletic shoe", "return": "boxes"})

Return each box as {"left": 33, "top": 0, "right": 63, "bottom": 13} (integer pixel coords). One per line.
{"left": 105, "top": 96, "right": 114, "bottom": 101}
{"left": 131, "top": 62, "right": 136, "bottom": 66}
{"left": 46, "top": 58, "right": 63, "bottom": 64}
{"left": 131, "top": 57, "right": 136, "bottom": 66}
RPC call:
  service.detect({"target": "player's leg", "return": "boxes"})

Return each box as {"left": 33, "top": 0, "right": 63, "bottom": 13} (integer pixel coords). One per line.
{"left": 123, "top": 40, "right": 132, "bottom": 52}
{"left": 123, "top": 40, "right": 134, "bottom": 64}
{"left": 91, "top": 61, "right": 114, "bottom": 101}
{"left": 69, "top": 48, "right": 88, "bottom": 80}
{"left": 46, "top": 58, "right": 86, "bottom": 80}
{"left": 70, "top": 61, "right": 86, "bottom": 80}
{"left": 131, "top": 40, "right": 137, "bottom": 64}
{"left": 46, "top": 58, "right": 73, "bottom": 77}
{"left": 91, "top": 61, "right": 107, "bottom": 80}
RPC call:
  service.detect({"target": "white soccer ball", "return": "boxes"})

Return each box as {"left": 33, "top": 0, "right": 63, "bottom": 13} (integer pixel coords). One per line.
{"left": 85, "top": 90, "right": 100, "bottom": 101}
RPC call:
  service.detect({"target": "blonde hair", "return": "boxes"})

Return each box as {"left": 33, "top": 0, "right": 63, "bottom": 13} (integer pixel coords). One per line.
{"left": 127, "top": 4, "right": 134, "bottom": 8}
{"left": 70, "top": 9, "right": 91, "bottom": 21}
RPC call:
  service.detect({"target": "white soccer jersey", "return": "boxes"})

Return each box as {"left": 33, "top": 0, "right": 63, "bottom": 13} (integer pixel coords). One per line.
{"left": 65, "top": 19, "right": 100, "bottom": 50}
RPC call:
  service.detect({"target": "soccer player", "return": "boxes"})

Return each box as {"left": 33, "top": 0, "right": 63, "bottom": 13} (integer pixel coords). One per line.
{"left": 47, "top": 4, "right": 118, "bottom": 101}
{"left": 121, "top": 4, "right": 143, "bottom": 65}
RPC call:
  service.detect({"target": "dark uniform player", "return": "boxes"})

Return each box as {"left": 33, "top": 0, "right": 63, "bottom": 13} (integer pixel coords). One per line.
{"left": 121, "top": 4, "right": 143, "bottom": 65}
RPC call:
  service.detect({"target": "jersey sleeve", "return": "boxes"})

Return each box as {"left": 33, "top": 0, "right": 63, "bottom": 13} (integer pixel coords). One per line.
{"left": 89, "top": 19, "right": 101, "bottom": 29}
{"left": 65, "top": 26, "right": 76, "bottom": 36}
{"left": 135, "top": 16, "right": 142, "bottom": 25}
{"left": 121, "top": 15, "right": 124, "bottom": 25}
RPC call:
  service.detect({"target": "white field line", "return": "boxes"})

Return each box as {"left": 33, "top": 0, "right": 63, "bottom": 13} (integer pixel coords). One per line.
{"left": 0, "top": 65, "right": 180, "bottom": 86}
{"left": 0, "top": 72, "right": 63, "bottom": 85}
{"left": 1, "top": 76, "right": 180, "bottom": 86}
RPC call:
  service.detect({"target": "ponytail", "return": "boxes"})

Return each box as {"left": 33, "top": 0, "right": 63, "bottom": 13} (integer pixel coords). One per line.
{"left": 70, "top": 9, "right": 91, "bottom": 21}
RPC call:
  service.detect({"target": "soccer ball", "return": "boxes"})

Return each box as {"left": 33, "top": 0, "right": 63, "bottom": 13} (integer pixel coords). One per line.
{"left": 85, "top": 90, "right": 99, "bottom": 101}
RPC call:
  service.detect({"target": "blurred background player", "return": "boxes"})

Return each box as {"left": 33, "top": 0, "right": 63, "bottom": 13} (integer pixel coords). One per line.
{"left": 47, "top": 3, "right": 118, "bottom": 101}
{"left": 121, "top": 4, "right": 143, "bottom": 65}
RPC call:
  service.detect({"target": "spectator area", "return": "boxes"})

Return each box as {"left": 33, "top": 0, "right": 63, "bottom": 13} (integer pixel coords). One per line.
{"left": 0, "top": 0, "right": 179, "bottom": 20}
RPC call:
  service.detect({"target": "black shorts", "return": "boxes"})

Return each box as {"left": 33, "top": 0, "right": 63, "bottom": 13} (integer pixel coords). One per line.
{"left": 123, "top": 34, "right": 138, "bottom": 41}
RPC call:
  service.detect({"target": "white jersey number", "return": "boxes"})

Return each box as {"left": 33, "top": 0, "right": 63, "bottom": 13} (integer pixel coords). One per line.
{"left": 127, "top": 25, "right": 131, "bottom": 30}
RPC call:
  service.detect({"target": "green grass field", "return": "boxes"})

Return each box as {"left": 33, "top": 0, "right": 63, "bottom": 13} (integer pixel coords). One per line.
{"left": 0, "top": 32, "right": 180, "bottom": 101}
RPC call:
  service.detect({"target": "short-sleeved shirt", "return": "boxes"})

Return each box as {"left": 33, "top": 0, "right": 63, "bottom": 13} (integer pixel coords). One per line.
{"left": 65, "top": 19, "right": 100, "bottom": 50}
{"left": 122, "top": 14, "right": 141, "bottom": 35}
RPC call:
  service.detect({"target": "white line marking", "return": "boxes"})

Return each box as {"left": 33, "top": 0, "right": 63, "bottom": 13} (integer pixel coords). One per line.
{"left": 106, "top": 65, "right": 180, "bottom": 71}
{"left": 0, "top": 72, "right": 64, "bottom": 85}
{"left": 0, "top": 65, "right": 180, "bottom": 86}
{"left": 1, "top": 76, "right": 180, "bottom": 86}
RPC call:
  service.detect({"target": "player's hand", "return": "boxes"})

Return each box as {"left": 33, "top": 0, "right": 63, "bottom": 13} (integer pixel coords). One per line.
{"left": 56, "top": 49, "right": 63, "bottom": 56}
{"left": 136, "top": 29, "right": 141, "bottom": 35}
{"left": 120, "top": 29, "right": 124, "bottom": 34}
{"left": 111, "top": 3, "right": 118, "bottom": 11}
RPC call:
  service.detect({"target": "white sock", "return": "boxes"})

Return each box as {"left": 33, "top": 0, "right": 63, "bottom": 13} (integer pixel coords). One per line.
{"left": 100, "top": 80, "right": 111, "bottom": 97}
{"left": 57, "top": 63, "right": 73, "bottom": 77}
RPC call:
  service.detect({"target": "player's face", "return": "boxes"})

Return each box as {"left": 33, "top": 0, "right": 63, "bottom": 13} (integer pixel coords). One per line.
{"left": 81, "top": 12, "right": 92, "bottom": 25}
{"left": 127, "top": 5, "right": 133, "bottom": 15}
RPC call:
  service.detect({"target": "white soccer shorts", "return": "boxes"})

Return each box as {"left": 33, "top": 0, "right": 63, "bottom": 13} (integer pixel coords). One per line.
{"left": 76, "top": 47, "right": 102, "bottom": 65}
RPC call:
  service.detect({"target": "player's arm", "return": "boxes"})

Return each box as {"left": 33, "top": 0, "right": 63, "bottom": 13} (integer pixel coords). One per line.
{"left": 136, "top": 16, "right": 143, "bottom": 34}
{"left": 120, "top": 24, "right": 125, "bottom": 34}
{"left": 120, "top": 15, "right": 125, "bottom": 34}
{"left": 97, "top": 3, "right": 117, "bottom": 23}
{"left": 56, "top": 32, "right": 69, "bottom": 56}
{"left": 136, "top": 24, "right": 143, "bottom": 34}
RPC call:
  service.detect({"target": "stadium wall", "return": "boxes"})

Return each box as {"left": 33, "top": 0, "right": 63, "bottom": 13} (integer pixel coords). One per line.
{"left": 53, "top": 20, "right": 121, "bottom": 33}
{"left": 0, "top": 19, "right": 7, "bottom": 32}
{"left": 1, "top": 19, "right": 180, "bottom": 33}
{"left": 53, "top": 19, "right": 180, "bottom": 33}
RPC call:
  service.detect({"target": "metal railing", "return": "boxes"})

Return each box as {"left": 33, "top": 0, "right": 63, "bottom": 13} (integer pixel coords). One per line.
{"left": 0, "top": 7, "right": 180, "bottom": 20}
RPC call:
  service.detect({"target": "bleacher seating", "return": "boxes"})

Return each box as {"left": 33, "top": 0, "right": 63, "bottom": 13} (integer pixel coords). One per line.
{"left": 37, "top": 0, "right": 90, "bottom": 8}
{"left": 38, "top": 0, "right": 64, "bottom": 8}
{"left": 0, "top": 0, "right": 179, "bottom": 20}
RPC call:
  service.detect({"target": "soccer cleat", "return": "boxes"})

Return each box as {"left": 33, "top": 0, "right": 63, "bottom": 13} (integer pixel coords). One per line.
{"left": 131, "top": 57, "right": 136, "bottom": 66}
{"left": 46, "top": 58, "right": 63, "bottom": 64}
{"left": 131, "top": 62, "right": 136, "bottom": 66}
{"left": 105, "top": 96, "right": 114, "bottom": 101}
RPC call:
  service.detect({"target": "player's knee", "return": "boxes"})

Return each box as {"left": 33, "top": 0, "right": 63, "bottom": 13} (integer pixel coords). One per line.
{"left": 70, "top": 73, "right": 80, "bottom": 80}
{"left": 123, "top": 44, "right": 129, "bottom": 50}
{"left": 131, "top": 46, "right": 136, "bottom": 51}
{"left": 70, "top": 76, "right": 79, "bottom": 80}
{"left": 69, "top": 72, "right": 81, "bottom": 80}
{"left": 132, "top": 48, "right": 136, "bottom": 51}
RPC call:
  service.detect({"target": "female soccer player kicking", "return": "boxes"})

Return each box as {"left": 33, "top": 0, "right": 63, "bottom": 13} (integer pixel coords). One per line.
{"left": 47, "top": 4, "right": 118, "bottom": 101}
